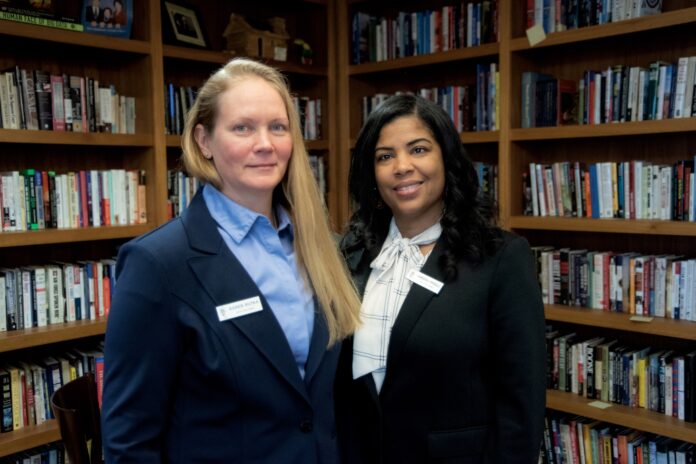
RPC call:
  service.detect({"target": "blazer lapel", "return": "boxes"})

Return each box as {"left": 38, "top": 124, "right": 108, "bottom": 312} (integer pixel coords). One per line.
{"left": 303, "top": 297, "right": 329, "bottom": 385}
{"left": 181, "top": 191, "right": 309, "bottom": 402}
{"left": 382, "top": 240, "right": 447, "bottom": 391}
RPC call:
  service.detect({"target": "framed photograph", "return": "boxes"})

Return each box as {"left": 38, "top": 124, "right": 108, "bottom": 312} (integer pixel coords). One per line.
{"left": 163, "top": 1, "right": 206, "bottom": 48}
{"left": 81, "top": 0, "right": 133, "bottom": 38}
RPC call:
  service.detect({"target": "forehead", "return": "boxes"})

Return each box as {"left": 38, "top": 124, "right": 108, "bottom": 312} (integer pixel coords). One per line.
{"left": 377, "top": 114, "right": 433, "bottom": 144}
{"left": 217, "top": 77, "right": 287, "bottom": 116}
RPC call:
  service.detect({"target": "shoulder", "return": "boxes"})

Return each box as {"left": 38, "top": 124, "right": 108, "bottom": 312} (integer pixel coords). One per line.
{"left": 119, "top": 218, "right": 189, "bottom": 266}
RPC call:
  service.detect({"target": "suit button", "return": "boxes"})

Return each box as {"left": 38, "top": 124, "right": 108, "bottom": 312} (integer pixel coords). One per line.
{"left": 299, "top": 420, "right": 313, "bottom": 433}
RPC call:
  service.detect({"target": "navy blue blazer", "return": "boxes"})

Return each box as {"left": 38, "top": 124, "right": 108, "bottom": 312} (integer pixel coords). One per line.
{"left": 336, "top": 232, "right": 546, "bottom": 464}
{"left": 102, "top": 190, "right": 340, "bottom": 463}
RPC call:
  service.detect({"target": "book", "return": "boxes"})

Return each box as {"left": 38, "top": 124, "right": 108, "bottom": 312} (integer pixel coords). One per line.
{"left": 0, "top": 10, "right": 83, "bottom": 31}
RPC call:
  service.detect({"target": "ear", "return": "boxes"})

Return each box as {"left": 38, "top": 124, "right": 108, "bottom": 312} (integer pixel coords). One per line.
{"left": 194, "top": 123, "right": 211, "bottom": 159}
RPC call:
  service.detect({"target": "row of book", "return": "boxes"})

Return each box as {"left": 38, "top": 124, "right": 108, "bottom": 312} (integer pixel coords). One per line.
{"left": 351, "top": 1, "right": 498, "bottom": 64}
{"left": 0, "top": 441, "right": 66, "bottom": 464}
{"left": 293, "top": 96, "right": 322, "bottom": 141}
{"left": 0, "top": 66, "right": 135, "bottom": 134}
{"left": 1, "top": 343, "right": 104, "bottom": 433}
{"left": 0, "top": 169, "right": 147, "bottom": 233}
{"left": 166, "top": 170, "right": 201, "bottom": 220}
{"left": 545, "top": 329, "right": 696, "bottom": 422}
{"left": 1, "top": 259, "right": 116, "bottom": 333}
{"left": 521, "top": 73, "right": 578, "bottom": 128}
{"left": 527, "top": 0, "right": 664, "bottom": 35}
{"left": 475, "top": 162, "right": 498, "bottom": 201}
{"left": 523, "top": 159, "right": 696, "bottom": 221}
{"left": 532, "top": 246, "right": 696, "bottom": 320}
{"left": 362, "top": 64, "right": 499, "bottom": 132}
{"left": 164, "top": 83, "right": 196, "bottom": 136}
{"left": 539, "top": 411, "right": 694, "bottom": 464}
{"left": 522, "top": 56, "right": 696, "bottom": 128}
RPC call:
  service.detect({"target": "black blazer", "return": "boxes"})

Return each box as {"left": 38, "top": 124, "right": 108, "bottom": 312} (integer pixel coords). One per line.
{"left": 336, "top": 232, "right": 546, "bottom": 464}
{"left": 102, "top": 190, "right": 340, "bottom": 463}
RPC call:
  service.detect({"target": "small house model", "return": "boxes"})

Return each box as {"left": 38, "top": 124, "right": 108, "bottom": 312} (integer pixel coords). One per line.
{"left": 223, "top": 13, "right": 290, "bottom": 61}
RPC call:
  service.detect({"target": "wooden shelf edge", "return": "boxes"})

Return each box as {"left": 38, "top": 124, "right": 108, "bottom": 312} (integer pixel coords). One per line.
{"left": 460, "top": 130, "right": 499, "bottom": 144}
{"left": 546, "top": 390, "right": 696, "bottom": 443}
{"left": 509, "top": 216, "right": 696, "bottom": 236}
{"left": 166, "top": 134, "right": 182, "bottom": 148}
{"left": 0, "top": 19, "right": 150, "bottom": 54}
{"left": 0, "top": 129, "right": 151, "bottom": 146}
{"left": 162, "top": 46, "right": 327, "bottom": 76}
{"left": 0, "top": 319, "right": 107, "bottom": 353}
{"left": 349, "top": 42, "right": 499, "bottom": 75}
{"left": 0, "top": 224, "right": 153, "bottom": 248}
{"left": 510, "top": 118, "right": 696, "bottom": 141}
{"left": 0, "top": 420, "right": 60, "bottom": 458}
{"left": 545, "top": 305, "right": 696, "bottom": 341}
{"left": 511, "top": 7, "right": 696, "bottom": 51}
{"left": 305, "top": 140, "right": 330, "bottom": 150}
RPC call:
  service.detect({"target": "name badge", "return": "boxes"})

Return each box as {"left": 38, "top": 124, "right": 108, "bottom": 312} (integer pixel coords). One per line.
{"left": 216, "top": 296, "right": 263, "bottom": 321}
{"left": 406, "top": 269, "right": 444, "bottom": 294}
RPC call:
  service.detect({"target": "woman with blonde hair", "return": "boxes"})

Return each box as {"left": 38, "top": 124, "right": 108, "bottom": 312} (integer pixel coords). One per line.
{"left": 102, "top": 58, "right": 361, "bottom": 463}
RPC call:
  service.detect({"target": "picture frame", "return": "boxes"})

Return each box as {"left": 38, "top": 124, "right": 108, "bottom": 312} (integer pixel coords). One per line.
{"left": 163, "top": 1, "right": 206, "bottom": 48}
{"left": 81, "top": 0, "right": 133, "bottom": 39}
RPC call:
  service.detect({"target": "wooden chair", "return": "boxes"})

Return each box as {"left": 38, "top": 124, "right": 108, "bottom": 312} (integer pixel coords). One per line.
{"left": 50, "top": 372, "right": 103, "bottom": 464}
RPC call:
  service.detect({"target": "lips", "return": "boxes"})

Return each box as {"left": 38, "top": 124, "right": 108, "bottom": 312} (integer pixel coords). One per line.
{"left": 394, "top": 181, "right": 423, "bottom": 195}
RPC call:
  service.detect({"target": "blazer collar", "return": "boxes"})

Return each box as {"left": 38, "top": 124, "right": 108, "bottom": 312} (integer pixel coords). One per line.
{"left": 181, "top": 189, "right": 321, "bottom": 402}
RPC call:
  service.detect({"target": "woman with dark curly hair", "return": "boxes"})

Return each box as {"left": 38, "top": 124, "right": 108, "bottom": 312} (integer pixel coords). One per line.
{"left": 335, "top": 94, "right": 546, "bottom": 464}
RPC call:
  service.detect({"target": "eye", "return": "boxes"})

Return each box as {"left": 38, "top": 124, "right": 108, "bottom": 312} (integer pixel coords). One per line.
{"left": 270, "top": 122, "right": 289, "bottom": 134}
{"left": 412, "top": 145, "right": 429, "bottom": 155}
{"left": 232, "top": 124, "right": 251, "bottom": 134}
{"left": 375, "top": 152, "right": 393, "bottom": 163}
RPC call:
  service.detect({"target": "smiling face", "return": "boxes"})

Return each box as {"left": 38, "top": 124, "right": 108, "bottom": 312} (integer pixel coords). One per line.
{"left": 194, "top": 76, "right": 292, "bottom": 215}
{"left": 374, "top": 114, "right": 446, "bottom": 238}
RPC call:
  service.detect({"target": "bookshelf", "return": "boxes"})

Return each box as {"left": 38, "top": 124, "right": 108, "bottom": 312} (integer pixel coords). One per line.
{"left": 509, "top": 0, "right": 696, "bottom": 446}
{"left": 337, "top": 0, "right": 696, "bottom": 449}
{"left": 0, "top": 0, "right": 335, "bottom": 457}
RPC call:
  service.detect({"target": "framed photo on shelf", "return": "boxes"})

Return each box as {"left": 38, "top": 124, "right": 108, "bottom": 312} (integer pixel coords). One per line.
{"left": 81, "top": 0, "right": 133, "bottom": 38}
{"left": 163, "top": 1, "right": 206, "bottom": 48}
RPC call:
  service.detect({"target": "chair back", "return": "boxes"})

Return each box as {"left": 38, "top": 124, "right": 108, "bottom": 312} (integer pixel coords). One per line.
{"left": 50, "top": 372, "right": 103, "bottom": 464}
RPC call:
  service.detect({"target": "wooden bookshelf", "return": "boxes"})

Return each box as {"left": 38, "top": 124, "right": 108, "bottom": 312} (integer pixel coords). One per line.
{"left": 3, "top": 0, "right": 696, "bottom": 458}
{"left": 547, "top": 390, "right": 696, "bottom": 444}
{"left": 506, "top": 0, "right": 696, "bottom": 448}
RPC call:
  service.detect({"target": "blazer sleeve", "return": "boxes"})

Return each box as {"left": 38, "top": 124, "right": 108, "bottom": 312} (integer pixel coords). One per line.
{"left": 488, "top": 236, "right": 546, "bottom": 463}
{"left": 101, "top": 241, "right": 183, "bottom": 463}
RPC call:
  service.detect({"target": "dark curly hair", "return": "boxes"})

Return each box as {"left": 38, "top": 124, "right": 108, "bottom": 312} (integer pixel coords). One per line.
{"left": 343, "top": 94, "right": 502, "bottom": 281}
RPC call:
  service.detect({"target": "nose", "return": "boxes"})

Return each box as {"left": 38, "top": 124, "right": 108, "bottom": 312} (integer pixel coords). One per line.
{"left": 393, "top": 153, "right": 413, "bottom": 176}
{"left": 253, "top": 128, "right": 273, "bottom": 153}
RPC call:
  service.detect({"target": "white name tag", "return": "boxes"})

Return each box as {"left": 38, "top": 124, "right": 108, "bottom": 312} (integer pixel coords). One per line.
{"left": 216, "top": 296, "right": 263, "bottom": 321}
{"left": 406, "top": 269, "right": 444, "bottom": 294}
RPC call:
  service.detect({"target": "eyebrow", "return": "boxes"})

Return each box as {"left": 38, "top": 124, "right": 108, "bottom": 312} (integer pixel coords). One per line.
{"left": 375, "top": 137, "right": 431, "bottom": 151}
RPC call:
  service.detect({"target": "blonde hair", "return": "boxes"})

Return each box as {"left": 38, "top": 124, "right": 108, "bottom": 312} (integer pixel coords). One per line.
{"left": 182, "top": 58, "right": 360, "bottom": 346}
